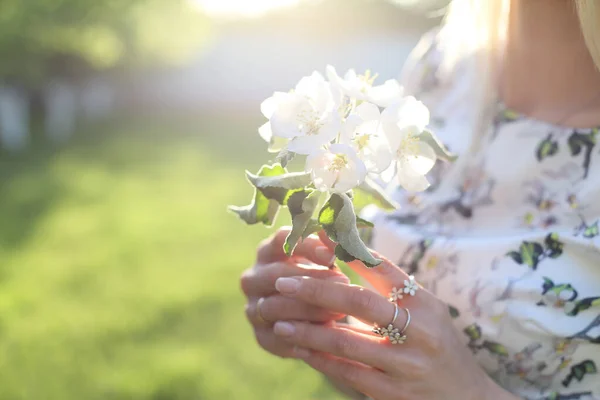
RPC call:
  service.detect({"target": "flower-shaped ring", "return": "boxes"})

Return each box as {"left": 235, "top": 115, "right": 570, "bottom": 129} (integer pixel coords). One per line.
{"left": 372, "top": 303, "right": 410, "bottom": 345}
{"left": 388, "top": 275, "right": 419, "bottom": 302}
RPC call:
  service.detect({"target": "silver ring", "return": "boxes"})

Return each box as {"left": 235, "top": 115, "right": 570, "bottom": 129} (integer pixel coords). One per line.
{"left": 390, "top": 303, "right": 400, "bottom": 325}
{"left": 399, "top": 307, "right": 411, "bottom": 335}
{"left": 372, "top": 305, "right": 410, "bottom": 345}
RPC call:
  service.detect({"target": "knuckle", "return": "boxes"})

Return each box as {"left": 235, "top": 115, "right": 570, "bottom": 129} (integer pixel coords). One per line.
{"left": 421, "top": 331, "right": 443, "bottom": 355}
{"left": 350, "top": 289, "right": 378, "bottom": 315}
{"left": 305, "top": 279, "right": 326, "bottom": 302}
{"left": 405, "top": 359, "right": 432, "bottom": 380}
{"left": 240, "top": 269, "right": 255, "bottom": 296}
{"left": 244, "top": 303, "right": 253, "bottom": 322}
{"left": 333, "top": 331, "right": 358, "bottom": 358}
{"left": 256, "top": 238, "right": 271, "bottom": 257}
{"left": 255, "top": 330, "right": 273, "bottom": 352}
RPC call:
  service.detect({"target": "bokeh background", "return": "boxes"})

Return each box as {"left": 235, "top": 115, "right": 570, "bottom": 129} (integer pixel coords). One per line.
{"left": 0, "top": 1, "right": 441, "bottom": 398}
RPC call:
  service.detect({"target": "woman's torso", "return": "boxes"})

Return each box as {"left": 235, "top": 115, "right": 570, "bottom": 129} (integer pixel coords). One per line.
{"left": 368, "top": 31, "right": 600, "bottom": 400}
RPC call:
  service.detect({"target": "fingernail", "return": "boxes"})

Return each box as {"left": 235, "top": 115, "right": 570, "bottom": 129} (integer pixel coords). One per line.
{"left": 275, "top": 277, "right": 301, "bottom": 294}
{"left": 273, "top": 321, "right": 296, "bottom": 337}
{"left": 293, "top": 346, "right": 311, "bottom": 359}
{"left": 315, "top": 246, "right": 336, "bottom": 266}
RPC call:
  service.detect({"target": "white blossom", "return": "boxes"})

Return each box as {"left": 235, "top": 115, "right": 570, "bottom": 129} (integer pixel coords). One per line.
{"left": 326, "top": 65, "right": 403, "bottom": 107}
{"left": 381, "top": 96, "right": 436, "bottom": 192}
{"left": 305, "top": 144, "right": 367, "bottom": 193}
{"left": 260, "top": 72, "right": 341, "bottom": 155}
{"left": 341, "top": 102, "right": 393, "bottom": 174}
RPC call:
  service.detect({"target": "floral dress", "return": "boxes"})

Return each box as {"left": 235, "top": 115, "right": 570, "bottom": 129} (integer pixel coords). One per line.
{"left": 366, "top": 30, "right": 600, "bottom": 399}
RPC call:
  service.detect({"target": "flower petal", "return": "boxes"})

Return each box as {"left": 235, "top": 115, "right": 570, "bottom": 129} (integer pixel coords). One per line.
{"left": 260, "top": 92, "right": 286, "bottom": 118}
{"left": 368, "top": 80, "right": 403, "bottom": 107}
{"left": 258, "top": 122, "right": 272, "bottom": 142}
{"left": 395, "top": 96, "right": 430, "bottom": 132}
{"left": 403, "top": 141, "right": 436, "bottom": 175}
{"left": 354, "top": 102, "right": 381, "bottom": 122}
{"left": 341, "top": 114, "right": 363, "bottom": 143}
{"left": 397, "top": 166, "right": 431, "bottom": 192}
{"left": 268, "top": 136, "right": 288, "bottom": 153}
{"left": 269, "top": 94, "right": 309, "bottom": 139}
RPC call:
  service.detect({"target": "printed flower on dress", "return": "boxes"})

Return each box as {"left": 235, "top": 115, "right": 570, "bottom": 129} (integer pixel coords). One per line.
{"left": 326, "top": 65, "right": 403, "bottom": 107}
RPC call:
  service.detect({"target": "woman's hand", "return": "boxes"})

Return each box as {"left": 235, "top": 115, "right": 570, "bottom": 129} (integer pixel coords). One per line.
{"left": 241, "top": 228, "right": 350, "bottom": 359}
{"left": 269, "top": 232, "right": 518, "bottom": 400}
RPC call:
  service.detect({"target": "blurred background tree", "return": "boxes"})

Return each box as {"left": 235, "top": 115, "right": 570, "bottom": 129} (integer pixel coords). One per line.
{"left": 0, "top": 0, "right": 211, "bottom": 87}
{"left": 0, "top": 1, "right": 439, "bottom": 398}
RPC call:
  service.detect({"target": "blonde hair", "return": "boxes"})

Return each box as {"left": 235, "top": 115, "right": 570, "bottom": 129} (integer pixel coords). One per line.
{"left": 418, "top": 0, "right": 600, "bottom": 191}
{"left": 427, "top": 0, "right": 600, "bottom": 187}
{"left": 576, "top": 0, "right": 600, "bottom": 70}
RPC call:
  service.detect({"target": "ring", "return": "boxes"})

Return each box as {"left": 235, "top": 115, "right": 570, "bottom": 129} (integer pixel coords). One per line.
{"left": 372, "top": 304, "right": 410, "bottom": 345}
{"left": 256, "top": 297, "right": 268, "bottom": 324}
{"left": 399, "top": 307, "right": 411, "bottom": 335}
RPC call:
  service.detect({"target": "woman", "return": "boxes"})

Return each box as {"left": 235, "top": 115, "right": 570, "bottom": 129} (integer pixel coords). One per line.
{"left": 241, "top": 0, "right": 600, "bottom": 398}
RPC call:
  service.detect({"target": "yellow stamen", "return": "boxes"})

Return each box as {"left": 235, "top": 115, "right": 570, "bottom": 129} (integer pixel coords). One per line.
{"left": 328, "top": 154, "right": 349, "bottom": 172}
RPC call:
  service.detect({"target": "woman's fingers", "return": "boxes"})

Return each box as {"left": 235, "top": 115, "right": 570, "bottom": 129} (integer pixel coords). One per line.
{"left": 273, "top": 321, "right": 395, "bottom": 371}
{"left": 257, "top": 228, "right": 336, "bottom": 266}
{"left": 298, "top": 351, "right": 395, "bottom": 400}
{"left": 241, "top": 262, "right": 349, "bottom": 297}
{"left": 317, "top": 231, "right": 433, "bottom": 306}
{"left": 275, "top": 277, "right": 403, "bottom": 329}
{"left": 253, "top": 326, "right": 299, "bottom": 359}
{"left": 247, "top": 295, "right": 345, "bottom": 324}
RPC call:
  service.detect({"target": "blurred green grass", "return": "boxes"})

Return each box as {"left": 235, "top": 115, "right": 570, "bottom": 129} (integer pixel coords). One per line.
{"left": 0, "top": 114, "right": 346, "bottom": 400}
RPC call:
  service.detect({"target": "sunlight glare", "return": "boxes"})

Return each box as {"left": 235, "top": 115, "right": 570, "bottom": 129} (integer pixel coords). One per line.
{"left": 191, "top": 0, "right": 302, "bottom": 18}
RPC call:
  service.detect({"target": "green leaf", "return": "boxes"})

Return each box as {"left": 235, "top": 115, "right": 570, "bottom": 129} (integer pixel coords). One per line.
{"left": 463, "top": 323, "right": 482, "bottom": 341}
{"left": 481, "top": 340, "right": 509, "bottom": 357}
{"left": 448, "top": 304, "right": 460, "bottom": 318}
{"left": 506, "top": 251, "right": 523, "bottom": 264}
{"left": 519, "top": 241, "right": 545, "bottom": 270}
{"left": 355, "top": 177, "right": 399, "bottom": 211}
{"left": 544, "top": 233, "right": 564, "bottom": 258}
{"left": 228, "top": 164, "right": 284, "bottom": 226}
{"left": 318, "top": 193, "right": 382, "bottom": 268}
{"left": 536, "top": 134, "right": 559, "bottom": 161}
{"left": 563, "top": 360, "right": 598, "bottom": 387}
{"left": 274, "top": 149, "right": 295, "bottom": 168}
{"left": 284, "top": 190, "right": 320, "bottom": 256}
{"left": 356, "top": 216, "right": 374, "bottom": 229}
{"left": 246, "top": 167, "right": 312, "bottom": 205}
{"left": 419, "top": 129, "right": 458, "bottom": 162}
{"left": 567, "top": 297, "right": 600, "bottom": 316}
{"left": 301, "top": 219, "right": 322, "bottom": 239}
{"left": 583, "top": 221, "right": 600, "bottom": 239}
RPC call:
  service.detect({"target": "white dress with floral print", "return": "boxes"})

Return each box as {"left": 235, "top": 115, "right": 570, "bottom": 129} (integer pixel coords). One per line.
{"left": 366, "top": 30, "right": 600, "bottom": 400}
